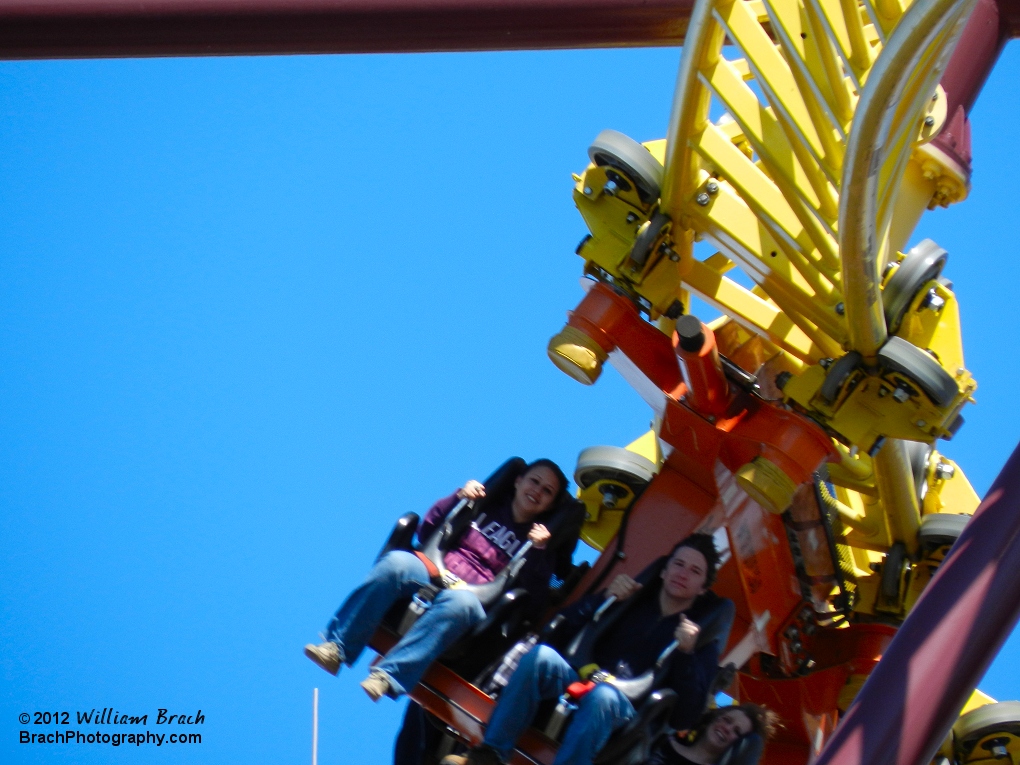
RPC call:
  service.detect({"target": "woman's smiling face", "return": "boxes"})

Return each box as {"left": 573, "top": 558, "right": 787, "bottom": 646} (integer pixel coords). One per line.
{"left": 511, "top": 466, "right": 560, "bottom": 521}
{"left": 705, "top": 710, "right": 753, "bottom": 753}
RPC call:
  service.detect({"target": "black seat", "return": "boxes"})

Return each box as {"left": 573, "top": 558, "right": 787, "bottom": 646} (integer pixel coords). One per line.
{"left": 593, "top": 689, "right": 679, "bottom": 765}
{"left": 717, "top": 733, "right": 764, "bottom": 765}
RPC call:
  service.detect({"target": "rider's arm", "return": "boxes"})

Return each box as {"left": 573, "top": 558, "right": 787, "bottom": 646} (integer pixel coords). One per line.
{"left": 662, "top": 631, "right": 721, "bottom": 730}
{"left": 416, "top": 491, "right": 463, "bottom": 544}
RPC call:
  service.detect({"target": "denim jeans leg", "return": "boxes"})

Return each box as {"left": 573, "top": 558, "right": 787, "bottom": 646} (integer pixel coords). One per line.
{"left": 483, "top": 645, "right": 578, "bottom": 760}
{"left": 323, "top": 550, "right": 430, "bottom": 665}
{"left": 375, "top": 587, "right": 486, "bottom": 696}
{"left": 553, "top": 683, "right": 636, "bottom": 765}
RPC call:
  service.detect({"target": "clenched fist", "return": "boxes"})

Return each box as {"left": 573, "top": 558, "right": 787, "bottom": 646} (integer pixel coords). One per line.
{"left": 674, "top": 614, "right": 700, "bottom": 653}
{"left": 528, "top": 523, "right": 551, "bottom": 549}
{"left": 456, "top": 480, "right": 486, "bottom": 500}
{"left": 605, "top": 574, "right": 643, "bottom": 602}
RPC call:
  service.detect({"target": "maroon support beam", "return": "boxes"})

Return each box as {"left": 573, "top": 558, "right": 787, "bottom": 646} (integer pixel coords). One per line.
{"left": 0, "top": 0, "right": 693, "bottom": 59}
{"left": 813, "top": 441, "right": 1020, "bottom": 765}
{"left": 928, "top": 0, "right": 1017, "bottom": 179}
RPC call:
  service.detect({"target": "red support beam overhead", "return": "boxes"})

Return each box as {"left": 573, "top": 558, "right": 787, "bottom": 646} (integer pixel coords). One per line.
{"left": 0, "top": 0, "right": 695, "bottom": 59}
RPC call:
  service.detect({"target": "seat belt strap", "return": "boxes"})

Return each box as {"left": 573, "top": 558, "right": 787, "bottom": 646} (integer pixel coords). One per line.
{"left": 414, "top": 551, "right": 442, "bottom": 581}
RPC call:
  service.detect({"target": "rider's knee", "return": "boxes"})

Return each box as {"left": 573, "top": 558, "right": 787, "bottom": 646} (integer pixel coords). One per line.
{"left": 374, "top": 550, "right": 421, "bottom": 581}
{"left": 436, "top": 588, "right": 486, "bottom": 624}
{"left": 584, "top": 683, "right": 632, "bottom": 716}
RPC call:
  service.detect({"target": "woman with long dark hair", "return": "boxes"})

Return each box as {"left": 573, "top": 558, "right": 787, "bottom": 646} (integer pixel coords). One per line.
{"left": 304, "top": 458, "right": 576, "bottom": 701}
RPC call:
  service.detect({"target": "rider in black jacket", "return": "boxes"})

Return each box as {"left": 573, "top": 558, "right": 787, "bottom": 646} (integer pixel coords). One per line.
{"left": 444, "top": 532, "right": 732, "bottom": 765}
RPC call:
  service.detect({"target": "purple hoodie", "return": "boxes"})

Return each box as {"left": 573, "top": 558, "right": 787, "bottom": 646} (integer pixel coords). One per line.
{"left": 418, "top": 491, "right": 539, "bottom": 585}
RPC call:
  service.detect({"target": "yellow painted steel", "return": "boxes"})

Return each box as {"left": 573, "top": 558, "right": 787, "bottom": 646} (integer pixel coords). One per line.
{"left": 559, "top": 0, "right": 983, "bottom": 633}
{"left": 579, "top": 431, "right": 664, "bottom": 552}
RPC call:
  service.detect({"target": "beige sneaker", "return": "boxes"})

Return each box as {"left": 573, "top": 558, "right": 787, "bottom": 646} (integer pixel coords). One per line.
{"left": 304, "top": 642, "right": 342, "bottom": 676}
{"left": 441, "top": 747, "right": 502, "bottom": 765}
{"left": 359, "top": 670, "right": 392, "bottom": 702}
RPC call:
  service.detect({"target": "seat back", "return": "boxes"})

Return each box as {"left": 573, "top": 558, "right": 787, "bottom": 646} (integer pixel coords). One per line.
{"left": 717, "top": 734, "right": 764, "bottom": 765}
{"left": 592, "top": 689, "right": 678, "bottom": 765}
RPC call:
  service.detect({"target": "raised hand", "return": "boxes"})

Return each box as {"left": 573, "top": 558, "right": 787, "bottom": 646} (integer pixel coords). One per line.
{"left": 605, "top": 574, "right": 642, "bottom": 602}
{"left": 674, "top": 614, "right": 700, "bottom": 653}
{"left": 456, "top": 479, "right": 486, "bottom": 500}
{"left": 528, "top": 523, "right": 551, "bottom": 549}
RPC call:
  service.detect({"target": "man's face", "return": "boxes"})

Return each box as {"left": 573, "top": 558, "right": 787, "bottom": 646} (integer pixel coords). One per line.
{"left": 660, "top": 545, "right": 709, "bottom": 601}
{"left": 511, "top": 466, "right": 559, "bottom": 520}
{"left": 706, "top": 710, "right": 753, "bottom": 750}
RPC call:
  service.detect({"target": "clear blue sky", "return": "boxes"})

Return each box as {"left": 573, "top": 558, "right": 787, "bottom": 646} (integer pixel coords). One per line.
{"left": 2, "top": 41, "right": 1019, "bottom": 765}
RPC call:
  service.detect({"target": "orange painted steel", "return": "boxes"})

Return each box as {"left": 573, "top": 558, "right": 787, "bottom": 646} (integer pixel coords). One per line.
{"left": 675, "top": 318, "right": 730, "bottom": 418}
{"left": 564, "top": 283, "right": 682, "bottom": 392}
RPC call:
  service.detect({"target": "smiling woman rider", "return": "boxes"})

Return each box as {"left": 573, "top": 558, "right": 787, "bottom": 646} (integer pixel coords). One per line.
{"left": 304, "top": 459, "right": 573, "bottom": 701}
{"left": 646, "top": 704, "right": 780, "bottom": 765}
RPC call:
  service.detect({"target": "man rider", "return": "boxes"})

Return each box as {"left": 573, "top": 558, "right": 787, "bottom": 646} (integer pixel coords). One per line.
{"left": 442, "top": 532, "right": 728, "bottom": 765}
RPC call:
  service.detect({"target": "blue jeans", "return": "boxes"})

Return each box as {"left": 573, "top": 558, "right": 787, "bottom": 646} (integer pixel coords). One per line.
{"left": 483, "top": 644, "right": 636, "bottom": 765}
{"left": 324, "top": 550, "right": 486, "bottom": 695}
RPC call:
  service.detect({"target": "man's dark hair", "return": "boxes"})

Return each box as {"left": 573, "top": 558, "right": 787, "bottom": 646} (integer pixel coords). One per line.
{"left": 668, "top": 532, "right": 721, "bottom": 587}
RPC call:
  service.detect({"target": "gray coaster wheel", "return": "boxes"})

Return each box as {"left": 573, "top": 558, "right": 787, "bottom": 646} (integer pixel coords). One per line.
{"left": 574, "top": 445, "right": 658, "bottom": 493}
{"left": 630, "top": 211, "right": 671, "bottom": 269}
{"left": 904, "top": 440, "right": 934, "bottom": 501}
{"left": 877, "top": 336, "right": 958, "bottom": 407}
{"left": 588, "top": 130, "right": 665, "bottom": 205}
{"left": 883, "top": 239, "right": 949, "bottom": 334}
{"left": 954, "top": 701, "right": 1020, "bottom": 763}
{"left": 918, "top": 512, "right": 969, "bottom": 551}
{"left": 820, "top": 352, "right": 863, "bottom": 404}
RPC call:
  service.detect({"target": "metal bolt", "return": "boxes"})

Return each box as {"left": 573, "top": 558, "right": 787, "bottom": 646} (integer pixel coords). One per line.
{"left": 922, "top": 290, "right": 946, "bottom": 311}
{"left": 625, "top": 212, "right": 639, "bottom": 224}
{"left": 935, "top": 461, "right": 956, "bottom": 480}
{"left": 916, "top": 420, "right": 927, "bottom": 428}
{"left": 835, "top": 302, "right": 845, "bottom": 315}
{"left": 982, "top": 738, "right": 1011, "bottom": 760}
{"left": 696, "top": 192, "right": 711, "bottom": 206}
{"left": 604, "top": 179, "right": 618, "bottom": 196}
{"left": 706, "top": 181, "right": 719, "bottom": 194}
{"left": 924, "top": 116, "right": 936, "bottom": 127}
{"left": 669, "top": 251, "right": 680, "bottom": 262}
{"left": 583, "top": 186, "right": 593, "bottom": 195}
{"left": 892, "top": 387, "right": 910, "bottom": 403}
